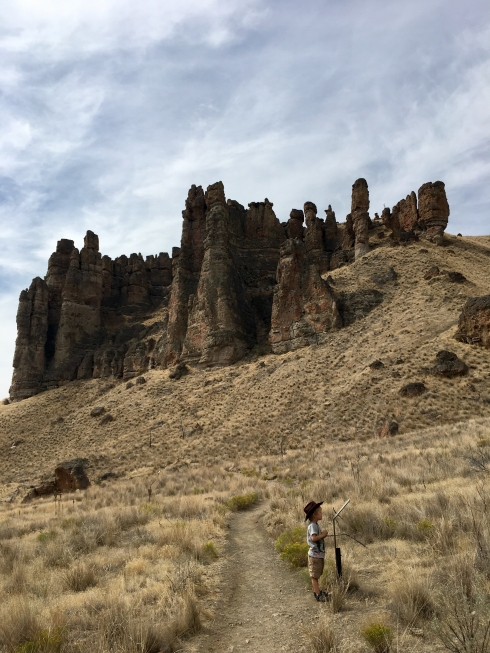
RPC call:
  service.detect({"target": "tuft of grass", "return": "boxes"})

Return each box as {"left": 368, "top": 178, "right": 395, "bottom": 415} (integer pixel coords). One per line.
{"left": 306, "top": 614, "right": 339, "bottom": 652}
{"left": 361, "top": 622, "right": 393, "bottom": 653}
{"left": 200, "top": 541, "right": 218, "bottom": 563}
{"left": 62, "top": 562, "right": 98, "bottom": 592}
{"left": 390, "top": 575, "right": 435, "bottom": 625}
{"left": 225, "top": 492, "right": 258, "bottom": 511}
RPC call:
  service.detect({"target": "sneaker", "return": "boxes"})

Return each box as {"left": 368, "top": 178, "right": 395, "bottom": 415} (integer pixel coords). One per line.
{"left": 314, "top": 591, "right": 326, "bottom": 602}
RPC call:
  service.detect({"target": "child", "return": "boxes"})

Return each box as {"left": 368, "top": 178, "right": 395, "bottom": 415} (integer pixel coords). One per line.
{"left": 304, "top": 500, "right": 329, "bottom": 602}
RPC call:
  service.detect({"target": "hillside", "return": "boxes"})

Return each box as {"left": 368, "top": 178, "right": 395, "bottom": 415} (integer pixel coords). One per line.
{"left": 1, "top": 232, "right": 490, "bottom": 496}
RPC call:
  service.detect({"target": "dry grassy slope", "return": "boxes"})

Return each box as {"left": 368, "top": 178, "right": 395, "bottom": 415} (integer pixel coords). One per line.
{"left": 1, "top": 233, "right": 490, "bottom": 497}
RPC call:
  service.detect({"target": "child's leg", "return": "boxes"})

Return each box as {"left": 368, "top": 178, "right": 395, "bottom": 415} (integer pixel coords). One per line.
{"left": 311, "top": 577, "right": 320, "bottom": 595}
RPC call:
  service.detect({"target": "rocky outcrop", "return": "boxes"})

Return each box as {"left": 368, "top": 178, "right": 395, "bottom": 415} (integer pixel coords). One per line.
{"left": 270, "top": 238, "right": 342, "bottom": 353}
{"left": 418, "top": 181, "right": 449, "bottom": 245}
{"left": 10, "top": 176, "right": 452, "bottom": 401}
{"left": 396, "top": 192, "right": 418, "bottom": 232}
{"left": 455, "top": 295, "right": 490, "bottom": 348}
{"left": 22, "top": 458, "right": 90, "bottom": 502}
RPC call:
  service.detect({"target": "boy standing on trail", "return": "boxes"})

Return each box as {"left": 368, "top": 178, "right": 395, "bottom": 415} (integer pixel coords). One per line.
{"left": 304, "top": 501, "right": 328, "bottom": 602}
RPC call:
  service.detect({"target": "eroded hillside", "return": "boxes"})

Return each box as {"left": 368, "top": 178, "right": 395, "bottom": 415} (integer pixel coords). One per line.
{"left": 1, "top": 233, "right": 490, "bottom": 496}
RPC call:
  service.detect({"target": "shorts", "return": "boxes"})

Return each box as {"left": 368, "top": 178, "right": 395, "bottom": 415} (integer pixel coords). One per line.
{"left": 308, "top": 555, "right": 325, "bottom": 579}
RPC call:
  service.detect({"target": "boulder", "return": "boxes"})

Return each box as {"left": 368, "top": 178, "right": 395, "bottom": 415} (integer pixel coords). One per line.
{"left": 399, "top": 382, "right": 427, "bottom": 397}
{"left": 446, "top": 271, "right": 466, "bottom": 283}
{"left": 55, "top": 459, "right": 90, "bottom": 491}
{"left": 380, "top": 421, "right": 399, "bottom": 437}
{"left": 455, "top": 295, "right": 490, "bottom": 348}
{"left": 90, "top": 406, "right": 105, "bottom": 417}
{"left": 424, "top": 266, "right": 440, "bottom": 280}
{"left": 430, "top": 350, "right": 468, "bottom": 378}
{"left": 169, "top": 362, "right": 189, "bottom": 380}
{"left": 100, "top": 413, "right": 114, "bottom": 425}
{"left": 22, "top": 458, "right": 90, "bottom": 502}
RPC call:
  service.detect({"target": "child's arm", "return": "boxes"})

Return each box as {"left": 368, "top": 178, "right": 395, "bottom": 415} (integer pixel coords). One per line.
{"left": 310, "top": 529, "right": 329, "bottom": 541}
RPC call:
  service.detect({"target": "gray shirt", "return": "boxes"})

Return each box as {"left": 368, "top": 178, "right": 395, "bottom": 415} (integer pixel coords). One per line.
{"left": 307, "top": 521, "right": 325, "bottom": 558}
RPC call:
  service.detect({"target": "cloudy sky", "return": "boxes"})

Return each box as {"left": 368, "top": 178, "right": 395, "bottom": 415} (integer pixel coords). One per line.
{"left": 1, "top": 0, "right": 489, "bottom": 398}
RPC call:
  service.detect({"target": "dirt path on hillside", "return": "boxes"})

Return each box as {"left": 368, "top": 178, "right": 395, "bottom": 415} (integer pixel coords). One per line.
{"left": 182, "top": 505, "right": 320, "bottom": 653}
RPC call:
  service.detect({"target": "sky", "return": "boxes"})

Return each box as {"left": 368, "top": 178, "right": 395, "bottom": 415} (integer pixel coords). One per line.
{"left": 1, "top": 0, "right": 489, "bottom": 398}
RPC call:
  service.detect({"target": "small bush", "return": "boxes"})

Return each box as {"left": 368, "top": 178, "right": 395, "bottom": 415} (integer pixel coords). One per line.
{"left": 417, "top": 519, "right": 434, "bottom": 535}
{"left": 36, "top": 532, "right": 57, "bottom": 544}
{"left": 280, "top": 542, "right": 309, "bottom": 568}
{"left": 275, "top": 526, "right": 307, "bottom": 553}
{"left": 226, "top": 492, "right": 258, "bottom": 511}
{"left": 361, "top": 622, "right": 393, "bottom": 653}
{"left": 15, "top": 627, "right": 63, "bottom": 653}
{"left": 200, "top": 541, "right": 218, "bottom": 563}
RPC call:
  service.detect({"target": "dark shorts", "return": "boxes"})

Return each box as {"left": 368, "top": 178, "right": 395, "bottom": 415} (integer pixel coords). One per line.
{"left": 308, "top": 556, "right": 325, "bottom": 579}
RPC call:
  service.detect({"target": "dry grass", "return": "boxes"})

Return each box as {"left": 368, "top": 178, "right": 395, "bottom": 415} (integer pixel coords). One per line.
{"left": 0, "top": 470, "right": 261, "bottom": 653}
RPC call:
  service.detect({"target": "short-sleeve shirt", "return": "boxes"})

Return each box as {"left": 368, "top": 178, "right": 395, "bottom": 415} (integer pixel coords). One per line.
{"left": 307, "top": 521, "right": 325, "bottom": 558}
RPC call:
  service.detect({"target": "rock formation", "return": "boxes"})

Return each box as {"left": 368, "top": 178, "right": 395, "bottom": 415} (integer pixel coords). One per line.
{"left": 417, "top": 181, "right": 449, "bottom": 245}
{"left": 455, "top": 295, "right": 490, "bottom": 348}
{"left": 351, "top": 179, "right": 370, "bottom": 259}
{"left": 9, "top": 176, "right": 452, "bottom": 401}
{"left": 269, "top": 238, "right": 342, "bottom": 353}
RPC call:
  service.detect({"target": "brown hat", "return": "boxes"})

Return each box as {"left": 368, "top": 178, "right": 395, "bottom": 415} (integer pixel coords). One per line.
{"left": 304, "top": 500, "right": 323, "bottom": 521}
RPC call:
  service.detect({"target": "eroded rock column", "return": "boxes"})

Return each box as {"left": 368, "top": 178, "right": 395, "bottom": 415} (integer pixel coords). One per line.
{"left": 10, "top": 277, "right": 49, "bottom": 401}
{"left": 351, "top": 178, "right": 370, "bottom": 260}
{"left": 418, "top": 181, "right": 449, "bottom": 245}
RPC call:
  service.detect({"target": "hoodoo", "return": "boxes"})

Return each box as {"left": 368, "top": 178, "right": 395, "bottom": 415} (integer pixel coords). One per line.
{"left": 9, "top": 177, "right": 451, "bottom": 401}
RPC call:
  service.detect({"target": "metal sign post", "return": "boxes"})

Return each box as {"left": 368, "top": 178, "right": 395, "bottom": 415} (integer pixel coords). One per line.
{"left": 332, "top": 499, "right": 350, "bottom": 578}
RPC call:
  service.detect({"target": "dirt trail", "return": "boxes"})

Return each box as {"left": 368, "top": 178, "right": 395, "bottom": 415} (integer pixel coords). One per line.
{"left": 183, "top": 505, "right": 320, "bottom": 653}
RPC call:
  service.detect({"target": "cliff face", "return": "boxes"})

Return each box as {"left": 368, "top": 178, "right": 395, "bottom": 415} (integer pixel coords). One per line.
{"left": 9, "top": 178, "right": 451, "bottom": 401}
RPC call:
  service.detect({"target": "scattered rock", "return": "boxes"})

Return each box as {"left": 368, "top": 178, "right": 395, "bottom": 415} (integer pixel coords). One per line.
{"left": 457, "top": 233, "right": 462, "bottom": 237}
{"left": 455, "top": 295, "right": 490, "bottom": 348}
{"left": 391, "top": 371, "right": 401, "bottom": 378}
{"left": 125, "top": 381, "right": 134, "bottom": 389}
{"left": 446, "top": 271, "right": 466, "bottom": 283}
{"left": 169, "top": 362, "right": 189, "bottom": 380}
{"left": 399, "top": 382, "right": 427, "bottom": 397}
{"left": 11, "top": 439, "right": 24, "bottom": 448}
{"left": 23, "top": 458, "right": 90, "bottom": 502}
{"left": 395, "top": 358, "right": 404, "bottom": 364}
{"left": 55, "top": 458, "right": 90, "bottom": 491}
{"left": 99, "top": 471, "right": 118, "bottom": 482}
{"left": 1, "top": 398, "right": 9, "bottom": 405}
{"left": 90, "top": 406, "right": 105, "bottom": 417}
{"left": 419, "top": 248, "right": 428, "bottom": 253}
{"left": 135, "top": 376, "right": 146, "bottom": 385}
{"left": 424, "top": 266, "right": 440, "bottom": 280}
{"left": 100, "top": 413, "right": 114, "bottom": 425}
{"left": 430, "top": 350, "right": 468, "bottom": 378}
{"left": 369, "top": 360, "right": 385, "bottom": 370}
{"left": 380, "top": 421, "right": 399, "bottom": 437}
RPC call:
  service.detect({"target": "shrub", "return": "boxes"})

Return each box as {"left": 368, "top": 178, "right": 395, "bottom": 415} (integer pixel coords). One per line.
{"left": 275, "top": 526, "right": 307, "bottom": 553}
{"left": 15, "top": 627, "right": 63, "bottom": 653}
{"left": 361, "top": 622, "right": 393, "bottom": 653}
{"left": 417, "top": 519, "right": 434, "bottom": 536}
{"left": 200, "top": 541, "right": 218, "bottom": 563}
{"left": 279, "top": 542, "right": 309, "bottom": 568}
{"left": 0, "top": 600, "right": 40, "bottom": 651}
{"left": 36, "top": 532, "right": 57, "bottom": 544}
{"left": 226, "top": 492, "right": 258, "bottom": 511}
